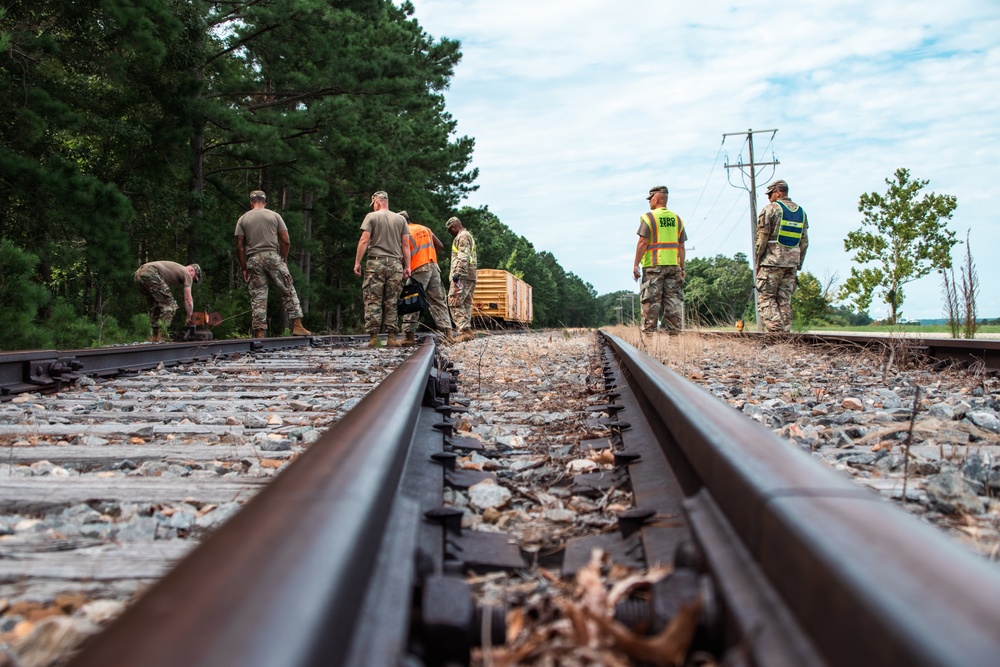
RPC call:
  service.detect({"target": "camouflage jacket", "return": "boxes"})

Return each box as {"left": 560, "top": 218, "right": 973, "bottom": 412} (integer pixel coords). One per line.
{"left": 449, "top": 229, "right": 478, "bottom": 281}
{"left": 755, "top": 198, "right": 808, "bottom": 269}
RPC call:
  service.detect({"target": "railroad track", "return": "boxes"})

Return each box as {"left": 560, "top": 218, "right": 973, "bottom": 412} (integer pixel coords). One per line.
{"left": 2, "top": 331, "right": 1000, "bottom": 665}
{"left": 716, "top": 330, "right": 1000, "bottom": 374}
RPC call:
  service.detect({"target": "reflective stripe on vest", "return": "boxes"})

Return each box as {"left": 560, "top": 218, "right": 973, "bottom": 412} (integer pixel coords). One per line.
{"left": 408, "top": 224, "right": 437, "bottom": 270}
{"left": 776, "top": 201, "right": 805, "bottom": 248}
{"left": 640, "top": 209, "right": 681, "bottom": 268}
{"left": 452, "top": 231, "right": 477, "bottom": 269}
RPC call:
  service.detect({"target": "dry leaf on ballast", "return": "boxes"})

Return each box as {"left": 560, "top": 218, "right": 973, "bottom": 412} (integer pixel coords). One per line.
{"left": 588, "top": 448, "right": 616, "bottom": 465}
{"left": 586, "top": 598, "right": 701, "bottom": 666}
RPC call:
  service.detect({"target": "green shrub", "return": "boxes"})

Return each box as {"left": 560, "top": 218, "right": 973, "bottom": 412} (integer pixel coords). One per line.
{"left": 48, "top": 298, "right": 100, "bottom": 349}
{"left": 0, "top": 240, "right": 52, "bottom": 350}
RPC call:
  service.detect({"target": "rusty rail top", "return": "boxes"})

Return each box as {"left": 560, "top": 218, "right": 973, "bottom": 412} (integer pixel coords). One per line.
{"left": 603, "top": 332, "right": 1000, "bottom": 667}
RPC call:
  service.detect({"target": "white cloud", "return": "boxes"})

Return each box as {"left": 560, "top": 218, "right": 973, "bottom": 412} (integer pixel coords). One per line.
{"left": 409, "top": 0, "right": 1000, "bottom": 319}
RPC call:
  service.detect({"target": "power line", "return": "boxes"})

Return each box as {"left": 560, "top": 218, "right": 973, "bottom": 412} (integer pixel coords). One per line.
{"left": 697, "top": 187, "right": 745, "bottom": 246}
{"left": 712, "top": 202, "right": 751, "bottom": 253}
{"left": 693, "top": 182, "right": 734, "bottom": 241}
{"left": 688, "top": 139, "right": 726, "bottom": 222}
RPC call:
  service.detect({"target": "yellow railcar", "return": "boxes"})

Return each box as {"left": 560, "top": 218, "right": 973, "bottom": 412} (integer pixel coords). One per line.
{"left": 472, "top": 269, "right": 533, "bottom": 326}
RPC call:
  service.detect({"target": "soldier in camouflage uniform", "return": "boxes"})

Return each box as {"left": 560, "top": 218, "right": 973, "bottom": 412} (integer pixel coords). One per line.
{"left": 235, "top": 190, "right": 311, "bottom": 338}
{"left": 446, "top": 216, "right": 477, "bottom": 342}
{"left": 133, "top": 261, "right": 203, "bottom": 342}
{"left": 754, "top": 179, "right": 808, "bottom": 332}
{"left": 354, "top": 191, "right": 411, "bottom": 348}
{"left": 633, "top": 185, "right": 686, "bottom": 335}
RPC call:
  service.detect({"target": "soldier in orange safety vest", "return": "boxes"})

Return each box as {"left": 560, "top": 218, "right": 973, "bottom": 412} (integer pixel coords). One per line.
{"left": 399, "top": 211, "right": 453, "bottom": 344}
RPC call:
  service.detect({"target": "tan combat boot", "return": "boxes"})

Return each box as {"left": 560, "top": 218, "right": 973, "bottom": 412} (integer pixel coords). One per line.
{"left": 148, "top": 327, "right": 162, "bottom": 343}
{"left": 291, "top": 318, "right": 311, "bottom": 336}
{"left": 253, "top": 329, "right": 266, "bottom": 339}
{"left": 367, "top": 334, "right": 379, "bottom": 348}
{"left": 458, "top": 329, "right": 475, "bottom": 342}
{"left": 386, "top": 333, "right": 403, "bottom": 348}
{"left": 440, "top": 328, "right": 454, "bottom": 345}
{"left": 403, "top": 331, "right": 416, "bottom": 346}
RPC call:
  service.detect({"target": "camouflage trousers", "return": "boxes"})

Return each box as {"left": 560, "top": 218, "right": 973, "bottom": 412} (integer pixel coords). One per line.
{"left": 362, "top": 256, "right": 404, "bottom": 334}
{"left": 247, "top": 251, "right": 304, "bottom": 332}
{"left": 448, "top": 278, "right": 476, "bottom": 332}
{"left": 640, "top": 265, "right": 684, "bottom": 333}
{"left": 134, "top": 266, "right": 177, "bottom": 328}
{"left": 756, "top": 265, "right": 797, "bottom": 332}
{"left": 402, "top": 262, "right": 452, "bottom": 334}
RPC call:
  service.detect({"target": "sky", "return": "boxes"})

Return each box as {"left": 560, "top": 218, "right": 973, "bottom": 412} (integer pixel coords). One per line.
{"left": 406, "top": 0, "right": 1000, "bottom": 320}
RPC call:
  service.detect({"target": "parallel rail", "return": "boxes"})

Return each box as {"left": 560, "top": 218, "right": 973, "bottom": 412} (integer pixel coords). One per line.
{"left": 603, "top": 332, "right": 1000, "bottom": 666}
{"left": 0, "top": 335, "right": 366, "bottom": 399}
{"left": 716, "top": 330, "right": 1000, "bottom": 373}
{"left": 8, "top": 330, "right": 994, "bottom": 665}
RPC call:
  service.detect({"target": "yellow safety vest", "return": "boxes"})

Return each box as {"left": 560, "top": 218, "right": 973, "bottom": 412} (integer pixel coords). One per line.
{"left": 640, "top": 208, "right": 681, "bottom": 267}
{"left": 452, "top": 231, "right": 477, "bottom": 271}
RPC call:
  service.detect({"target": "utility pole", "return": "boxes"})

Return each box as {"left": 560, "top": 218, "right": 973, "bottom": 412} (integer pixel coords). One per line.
{"left": 723, "top": 128, "right": 779, "bottom": 331}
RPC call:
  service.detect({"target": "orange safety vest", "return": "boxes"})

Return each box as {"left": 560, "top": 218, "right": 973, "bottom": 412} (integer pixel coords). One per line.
{"left": 408, "top": 223, "right": 437, "bottom": 271}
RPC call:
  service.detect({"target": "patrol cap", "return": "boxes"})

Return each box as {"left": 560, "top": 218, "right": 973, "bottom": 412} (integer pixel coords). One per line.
{"left": 646, "top": 185, "right": 668, "bottom": 200}
{"left": 371, "top": 190, "right": 388, "bottom": 203}
{"left": 398, "top": 210, "right": 411, "bottom": 221}
{"left": 766, "top": 179, "right": 788, "bottom": 195}
{"left": 191, "top": 264, "right": 203, "bottom": 283}
{"left": 249, "top": 190, "right": 267, "bottom": 201}
{"left": 446, "top": 216, "right": 461, "bottom": 228}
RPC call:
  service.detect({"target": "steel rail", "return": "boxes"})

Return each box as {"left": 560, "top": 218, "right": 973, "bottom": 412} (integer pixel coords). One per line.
{"left": 602, "top": 332, "right": 1000, "bottom": 667}
{"left": 713, "top": 330, "right": 1000, "bottom": 373}
{"left": 67, "top": 343, "right": 436, "bottom": 667}
{"left": 0, "top": 335, "right": 369, "bottom": 399}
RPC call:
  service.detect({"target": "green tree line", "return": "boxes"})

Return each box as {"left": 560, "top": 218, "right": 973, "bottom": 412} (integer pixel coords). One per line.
{"left": 0, "top": 0, "right": 610, "bottom": 347}
{"left": 2, "top": 1, "right": 948, "bottom": 347}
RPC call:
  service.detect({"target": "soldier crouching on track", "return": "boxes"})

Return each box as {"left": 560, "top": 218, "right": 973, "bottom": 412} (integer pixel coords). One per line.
{"left": 134, "top": 261, "right": 203, "bottom": 343}
{"left": 235, "top": 190, "right": 311, "bottom": 338}
{"left": 754, "top": 179, "right": 808, "bottom": 332}
{"left": 633, "top": 185, "right": 686, "bottom": 336}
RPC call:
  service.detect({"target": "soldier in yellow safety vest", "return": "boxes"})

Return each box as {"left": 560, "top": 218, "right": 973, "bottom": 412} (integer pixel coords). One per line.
{"left": 446, "top": 216, "right": 477, "bottom": 343}
{"left": 633, "top": 185, "right": 687, "bottom": 335}
{"left": 754, "top": 179, "right": 808, "bottom": 332}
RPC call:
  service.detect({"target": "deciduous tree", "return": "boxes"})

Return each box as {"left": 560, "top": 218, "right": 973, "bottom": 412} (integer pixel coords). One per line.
{"left": 840, "top": 168, "right": 958, "bottom": 323}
